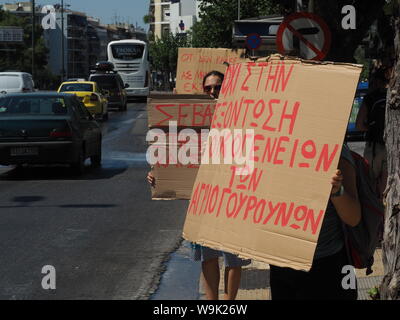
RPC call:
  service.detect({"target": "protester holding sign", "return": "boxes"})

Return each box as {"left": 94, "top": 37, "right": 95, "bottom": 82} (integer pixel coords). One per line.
{"left": 269, "top": 144, "right": 361, "bottom": 300}
{"left": 182, "top": 55, "right": 363, "bottom": 300}
{"left": 147, "top": 70, "right": 250, "bottom": 300}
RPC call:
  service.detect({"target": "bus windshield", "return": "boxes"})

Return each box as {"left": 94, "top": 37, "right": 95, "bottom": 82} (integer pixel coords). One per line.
{"left": 111, "top": 44, "right": 144, "bottom": 61}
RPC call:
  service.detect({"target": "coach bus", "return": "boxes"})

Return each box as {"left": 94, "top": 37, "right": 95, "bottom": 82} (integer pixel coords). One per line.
{"left": 107, "top": 39, "right": 149, "bottom": 98}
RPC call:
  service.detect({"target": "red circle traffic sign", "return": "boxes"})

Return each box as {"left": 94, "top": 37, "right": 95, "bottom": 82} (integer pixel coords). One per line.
{"left": 276, "top": 12, "right": 331, "bottom": 61}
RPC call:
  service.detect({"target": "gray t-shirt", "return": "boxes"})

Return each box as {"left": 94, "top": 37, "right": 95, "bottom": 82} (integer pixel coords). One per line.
{"left": 313, "top": 145, "right": 354, "bottom": 260}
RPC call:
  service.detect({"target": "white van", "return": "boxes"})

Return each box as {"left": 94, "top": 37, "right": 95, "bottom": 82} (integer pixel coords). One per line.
{"left": 0, "top": 72, "right": 34, "bottom": 95}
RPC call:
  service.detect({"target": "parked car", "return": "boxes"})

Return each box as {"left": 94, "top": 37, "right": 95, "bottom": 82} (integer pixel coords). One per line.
{"left": 88, "top": 64, "right": 128, "bottom": 111}
{"left": 0, "top": 72, "right": 34, "bottom": 95}
{"left": 58, "top": 81, "right": 109, "bottom": 121}
{"left": 345, "top": 81, "right": 368, "bottom": 142}
{"left": 0, "top": 93, "right": 102, "bottom": 174}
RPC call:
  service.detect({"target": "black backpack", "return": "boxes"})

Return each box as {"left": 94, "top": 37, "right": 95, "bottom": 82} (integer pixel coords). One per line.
{"left": 366, "top": 90, "right": 387, "bottom": 144}
{"left": 342, "top": 151, "right": 384, "bottom": 275}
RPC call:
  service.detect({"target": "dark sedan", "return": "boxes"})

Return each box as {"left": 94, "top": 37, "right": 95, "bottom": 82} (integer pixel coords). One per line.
{"left": 0, "top": 93, "right": 102, "bottom": 174}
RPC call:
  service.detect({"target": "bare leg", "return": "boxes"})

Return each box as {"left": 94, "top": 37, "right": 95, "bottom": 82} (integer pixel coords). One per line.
{"left": 223, "top": 266, "right": 242, "bottom": 300}
{"left": 202, "top": 258, "right": 220, "bottom": 300}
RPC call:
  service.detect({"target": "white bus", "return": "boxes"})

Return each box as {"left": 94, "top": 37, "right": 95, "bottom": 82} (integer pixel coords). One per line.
{"left": 107, "top": 39, "right": 149, "bottom": 98}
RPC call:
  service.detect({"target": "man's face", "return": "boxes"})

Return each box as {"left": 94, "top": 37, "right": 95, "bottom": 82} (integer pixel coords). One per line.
{"left": 203, "top": 75, "right": 222, "bottom": 99}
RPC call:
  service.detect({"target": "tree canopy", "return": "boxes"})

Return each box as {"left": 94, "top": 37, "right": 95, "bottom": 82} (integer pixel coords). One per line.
{"left": 149, "top": 32, "right": 191, "bottom": 90}
{"left": 0, "top": 9, "right": 48, "bottom": 74}
{"left": 191, "top": 0, "right": 281, "bottom": 48}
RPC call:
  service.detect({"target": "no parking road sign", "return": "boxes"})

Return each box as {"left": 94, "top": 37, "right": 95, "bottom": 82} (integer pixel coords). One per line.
{"left": 276, "top": 12, "right": 331, "bottom": 60}
{"left": 246, "top": 33, "right": 262, "bottom": 51}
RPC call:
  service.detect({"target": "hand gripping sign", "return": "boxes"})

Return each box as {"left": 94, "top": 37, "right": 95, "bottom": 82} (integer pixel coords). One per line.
{"left": 276, "top": 12, "right": 331, "bottom": 61}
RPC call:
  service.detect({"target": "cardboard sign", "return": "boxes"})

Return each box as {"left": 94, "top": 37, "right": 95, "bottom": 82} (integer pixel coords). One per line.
{"left": 151, "top": 164, "right": 200, "bottom": 200}
{"left": 147, "top": 94, "right": 214, "bottom": 200}
{"left": 148, "top": 95, "right": 216, "bottom": 128}
{"left": 176, "top": 48, "right": 247, "bottom": 94}
{"left": 182, "top": 55, "right": 362, "bottom": 271}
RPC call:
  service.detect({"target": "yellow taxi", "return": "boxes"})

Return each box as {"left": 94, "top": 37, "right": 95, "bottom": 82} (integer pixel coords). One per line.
{"left": 57, "top": 81, "right": 109, "bottom": 120}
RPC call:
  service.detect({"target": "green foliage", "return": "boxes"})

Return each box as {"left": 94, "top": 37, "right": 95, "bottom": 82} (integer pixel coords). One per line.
{"left": 149, "top": 32, "right": 191, "bottom": 90}
{"left": 0, "top": 9, "right": 49, "bottom": 78}
{"left": 150, "top": 32, "right": 191, "bottom": 73}
{"left": 367, "top": 287, "right": 380, "bottom": 300}
{"left": 354, "top": 45, "right": 370, "bottom": 81}
{"left": 191, "top": 0, "right": 281, "bottom": 48}
{"left": 143, "top": 14, "right": 153, "bottom": 24}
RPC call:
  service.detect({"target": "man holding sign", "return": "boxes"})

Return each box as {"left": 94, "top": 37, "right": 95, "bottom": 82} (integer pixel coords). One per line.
{"left": 183, "top": 55, "right": 362, "bottom": 300}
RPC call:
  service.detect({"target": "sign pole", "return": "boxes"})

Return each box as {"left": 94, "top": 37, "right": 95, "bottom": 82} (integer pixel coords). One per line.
{"left": 61, "top": 0, "right": 65, "bottom": 81}
{"left": 31, "top": 0, "right": 35, "bottom": 78}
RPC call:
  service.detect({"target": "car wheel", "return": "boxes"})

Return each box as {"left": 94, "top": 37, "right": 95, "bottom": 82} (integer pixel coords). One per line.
{"left": 91, "top": 143, "right": 102, "bottom": 167}
{"left": 71, "top": 148, "right": 85, "bottom": 175}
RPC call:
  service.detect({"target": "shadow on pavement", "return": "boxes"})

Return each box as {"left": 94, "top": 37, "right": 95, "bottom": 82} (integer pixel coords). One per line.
{"left": 0, "top": 164, "right": 127, "bottom": 181}
{"left": 0, "top": 196, "right": 117, "bottom": 209}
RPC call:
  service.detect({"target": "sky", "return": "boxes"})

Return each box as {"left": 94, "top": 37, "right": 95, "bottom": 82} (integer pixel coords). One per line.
{"left": 0, "top": 0, "right": 150, "bottom": 29}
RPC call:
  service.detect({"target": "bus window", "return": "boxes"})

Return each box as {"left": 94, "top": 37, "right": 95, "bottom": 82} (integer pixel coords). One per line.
{"left": 111, "top": 44, "right": 144, "bottom": 61}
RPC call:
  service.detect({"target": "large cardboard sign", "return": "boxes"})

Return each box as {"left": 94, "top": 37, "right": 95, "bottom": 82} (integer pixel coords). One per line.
{"left": 176, "top": 48, "right": 246, "bottom": 94}
{"left": 182, "top": 55, "right": 362, "bottom": 271}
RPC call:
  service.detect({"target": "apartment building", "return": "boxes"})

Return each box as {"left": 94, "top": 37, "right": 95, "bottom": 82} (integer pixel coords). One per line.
{"left": 148, "top": 0, "right": 171, "bottom": 39}
{"left": 3, "top": 2, "right": 147, "bottom": 79}
{"left": 148, "top": 0, "right": 201, "bottom": 39}
{"left": 169, "top": 0, "right": 200, "bottom": 35}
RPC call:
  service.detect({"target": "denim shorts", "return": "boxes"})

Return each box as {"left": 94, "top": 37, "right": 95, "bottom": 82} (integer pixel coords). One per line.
{"left": 192, "top": 244, "right": 251, "bottom": 268}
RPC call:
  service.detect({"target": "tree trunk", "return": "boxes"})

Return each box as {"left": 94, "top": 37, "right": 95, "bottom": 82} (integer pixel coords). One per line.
{"left": 380, "top": 13, "right": 400, "bottom": 300}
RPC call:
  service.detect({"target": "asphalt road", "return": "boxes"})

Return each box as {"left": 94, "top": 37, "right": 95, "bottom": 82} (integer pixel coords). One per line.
{"left": 0, "top": 101, "right": 189, "bottom": 300}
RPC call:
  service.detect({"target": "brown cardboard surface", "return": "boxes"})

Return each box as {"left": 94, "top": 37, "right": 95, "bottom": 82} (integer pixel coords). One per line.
{"left": 147, "top": 97, "right": 216, "bottom": 128}
{"left": 151, "top": 164, "right": 199, "bottom": 200}
{"left": 182, "top": 55, "right": 362, "bottom": 271}
{"left": 147, "top": 94, "right": 214, "bottom": 200}
{"left": 148, "top": 135, "right": 203, "bottom": 201}
{"left": 176, "top": 48, "right": 247, "bottom": 94}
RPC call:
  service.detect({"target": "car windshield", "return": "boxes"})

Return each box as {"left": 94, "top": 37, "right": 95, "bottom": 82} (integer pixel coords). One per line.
{"left": 0, "top": 75, "right": 20, "bottom": 90}
{"left": 59, "top": 83, "right": 93, "bottom": 92}
{"left": 92, "top": 76, "right": 118, "bottom": 90}
{"left": 0, "top": 96, "right": 69, "bottom": 116}
{"left": 111, "top": 44, "right": 144, "bottom": 61}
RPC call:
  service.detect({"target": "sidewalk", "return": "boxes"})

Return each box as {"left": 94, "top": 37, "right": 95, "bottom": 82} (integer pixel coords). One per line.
{"left": 199, "top": 249, "right": 384, "bottom": 300}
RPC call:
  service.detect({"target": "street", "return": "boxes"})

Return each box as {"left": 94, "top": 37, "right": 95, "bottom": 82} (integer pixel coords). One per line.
{"left": 0, "top": 102, "right": 189, "bottom": 300}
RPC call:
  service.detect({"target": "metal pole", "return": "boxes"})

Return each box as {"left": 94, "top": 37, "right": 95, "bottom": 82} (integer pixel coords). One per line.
{"left": 238, "top": 0, "right": 240, "bottom": 20}
{"left": 308, "top": 0, "right": 314, "bottom": 13}
{"left": 61, "top": 0, "right": 65, "bottom": 81}
{"left": 31, "top": 0, "right": 35, "bottom": 78}
{"left": 296, "top": 0, "right": 303, "bottom": 12}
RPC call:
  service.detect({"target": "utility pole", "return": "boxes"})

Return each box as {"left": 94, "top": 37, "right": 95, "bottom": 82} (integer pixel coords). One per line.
{"left": 31, "top": 0, "right": 35, "bottom": 78}
{"left": 296, "top": 0, "right": 303, "bottom": 12}
{"left": 61, "top": 0, "right": 65, "bottom": 81}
